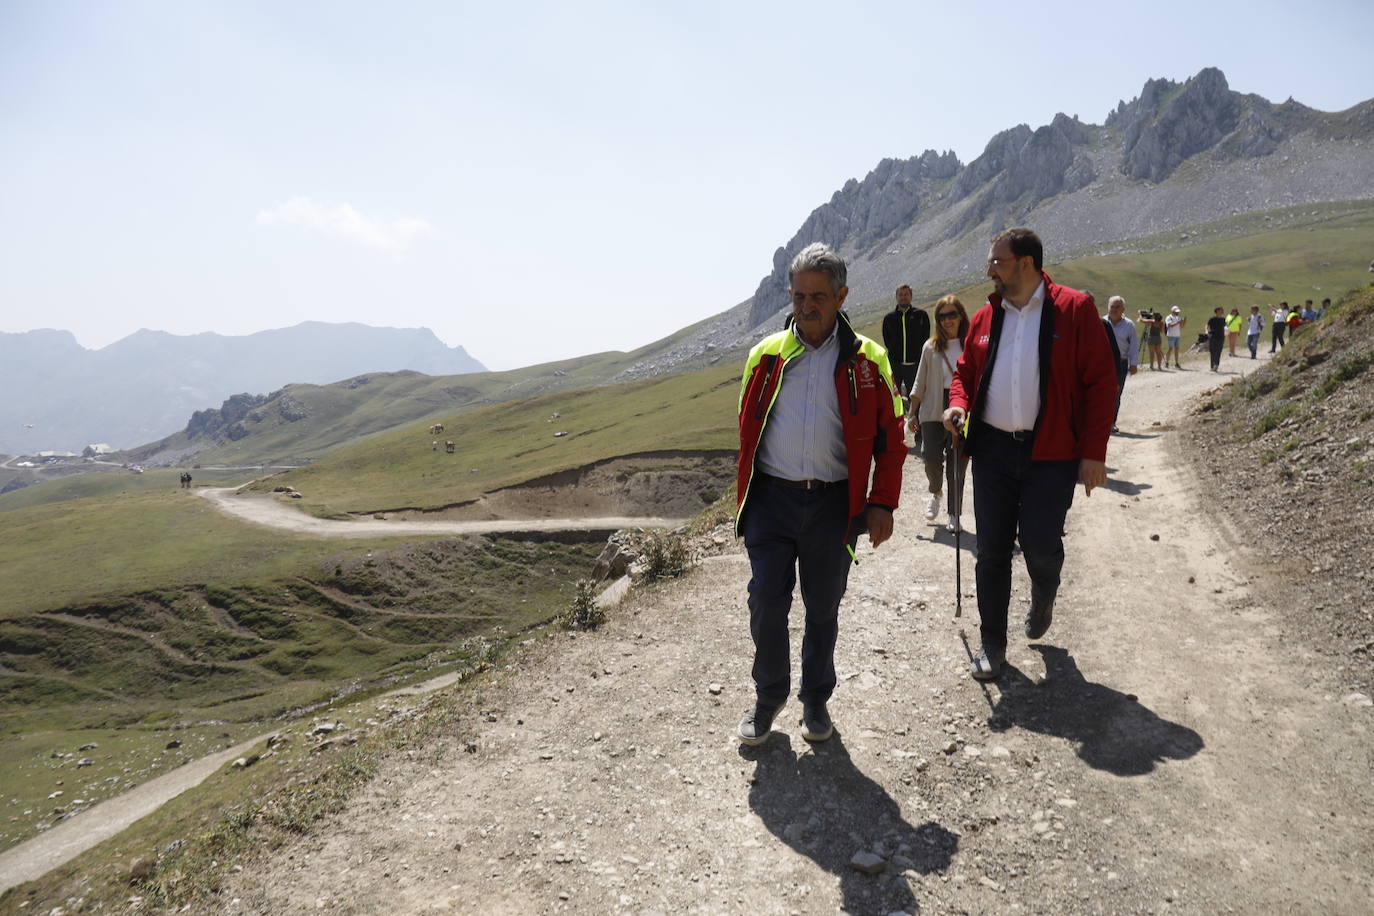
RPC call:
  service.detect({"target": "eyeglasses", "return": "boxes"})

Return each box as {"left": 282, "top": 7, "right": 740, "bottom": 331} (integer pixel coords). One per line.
{"left": 936, "top": 312, "right": 960, "bottom": 321}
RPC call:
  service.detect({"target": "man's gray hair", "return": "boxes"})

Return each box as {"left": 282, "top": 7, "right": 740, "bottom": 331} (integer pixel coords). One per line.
{"left": 788, "top": 242, "right": 847, "bottom": 294}
{"left": 1107, "top": 295, "right": 1126, "bottom": 308}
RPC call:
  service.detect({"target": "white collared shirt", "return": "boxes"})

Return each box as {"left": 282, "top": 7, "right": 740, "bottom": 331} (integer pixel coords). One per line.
{"left": 754, "top": 323, "right": 847, "bottom": 482}
{"left": 982, "top": 281, "right": 1044, "bottom": 433}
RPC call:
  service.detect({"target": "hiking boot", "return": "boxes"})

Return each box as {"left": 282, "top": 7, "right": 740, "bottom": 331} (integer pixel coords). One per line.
{"left": 970, "top": 645, "right": 1005, "bottom": 681}
{"left": 800, "top": 702, "right": 833, "bottom": 742}
{"left": 924, "top": 493, "right": 940, "bottom": 521}
{"left": 1024, "top": 593, "right": 1055, "bottom": 640}
{"left": 738, "top": 702, "right": 783, "bottom": 746}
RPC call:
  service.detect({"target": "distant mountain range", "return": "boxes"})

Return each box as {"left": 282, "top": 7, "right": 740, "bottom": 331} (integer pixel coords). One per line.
{"left": 615, "top": 67, "right": 1374, "bottom": 379}
{"left": 0, "top": 322, "right": 485, "bottom": 454}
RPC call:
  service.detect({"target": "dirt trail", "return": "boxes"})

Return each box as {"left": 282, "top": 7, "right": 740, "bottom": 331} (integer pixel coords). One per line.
{"left": 219, "top": 349, "right": 1373, "bottom": 914}
{"left": 197, "top": 488, "right": 687, "bottom": 538}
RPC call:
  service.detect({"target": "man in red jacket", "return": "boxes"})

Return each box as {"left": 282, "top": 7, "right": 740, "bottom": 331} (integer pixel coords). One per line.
{"left": 942, "top": 228, "right": 1116, "bottom": 680}
{"left": 735, "top": 242, "right": 906, "bottom": 744}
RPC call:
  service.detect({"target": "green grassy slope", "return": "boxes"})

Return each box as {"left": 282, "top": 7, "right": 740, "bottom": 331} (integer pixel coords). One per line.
{"left": 253, "top": 363, "right": 741, "bottom": 516}
{"left": 1047, "top": 206, "right": 1373, "bottom": 325}
{"left": 0, "top": 467, "right": 257, "bottom": 513}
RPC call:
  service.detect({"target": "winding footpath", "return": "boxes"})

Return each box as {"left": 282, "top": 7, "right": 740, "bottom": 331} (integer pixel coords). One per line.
{"left": 196, "top": 487, "right": 687, "bottom": 538}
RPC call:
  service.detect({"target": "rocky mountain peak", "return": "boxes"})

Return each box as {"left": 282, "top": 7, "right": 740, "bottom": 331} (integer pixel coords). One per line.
{"left": 746, "top": 149, "right": 960, "bottom": 327}
{"left": 1108, "top": 66, "right": 1264, "bottom": 182}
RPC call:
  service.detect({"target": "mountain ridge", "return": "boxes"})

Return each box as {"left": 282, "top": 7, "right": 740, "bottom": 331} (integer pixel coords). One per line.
{"left": 611, "top": 67, "right": 1374, "bottom": 381}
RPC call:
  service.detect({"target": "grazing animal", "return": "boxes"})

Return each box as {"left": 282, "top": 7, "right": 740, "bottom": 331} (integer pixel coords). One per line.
{"left": 432, "top": 440, "right": 438, "bottom": 450}
{"left": 445, "top": 440, "right": 455, "bottom": 453}
{"left": 430, "top": 423, "right": 445, "bottom": 435}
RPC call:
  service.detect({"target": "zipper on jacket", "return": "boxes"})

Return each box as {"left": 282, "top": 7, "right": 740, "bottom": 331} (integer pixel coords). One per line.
{"left": 846, "top": 363, "right": 859, "bottom": 415}
{"left": 753, "top": 358, "right": 775, "bottom": 420}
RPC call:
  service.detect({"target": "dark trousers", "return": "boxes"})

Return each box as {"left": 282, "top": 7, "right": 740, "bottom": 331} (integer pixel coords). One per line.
{"left": 1247, "top": 332, "right": 1260, "bottom": 358}
{"left": 1208, "top": 336, "right": 1224, "bottom": 370}
{"left": 970, "top": 426, "right": 1078, "bottom": 652}
{"left": 1271, "top": 323, "right": 1285, "bottom": 351}
{"left": 1114, "top": 358, "right": 1128, "bottom": 424}
{"left": 892, "top": 363, "right": 918, "bottom": 398}
{"left": 743, "top": 478, "right": 857, "bottom": 707}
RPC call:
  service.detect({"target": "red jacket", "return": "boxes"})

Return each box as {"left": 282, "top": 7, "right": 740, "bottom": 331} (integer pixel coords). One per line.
{"left": 736, "top": 313, "right": 906, "bottom": 538}
{"left": 948, "top": 273, "right": 1117, "bottom": 462}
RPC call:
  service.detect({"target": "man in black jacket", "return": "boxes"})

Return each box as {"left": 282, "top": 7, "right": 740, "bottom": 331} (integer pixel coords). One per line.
{"left": 882, "top": 284, "right": 930, "bottom": 400}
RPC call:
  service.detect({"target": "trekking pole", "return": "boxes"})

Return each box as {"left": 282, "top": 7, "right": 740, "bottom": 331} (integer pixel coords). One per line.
{"left": 947, "top": 430, "right": 964, "bottom": 619}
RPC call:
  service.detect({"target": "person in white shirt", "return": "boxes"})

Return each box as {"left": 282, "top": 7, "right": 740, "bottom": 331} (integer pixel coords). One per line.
{"left": 1164, "top": 306, "right": 1185, "bottom": 368}
{"left": 1245, "top": 305, "right": 1264, "bottom": 359}
{"left": 1271, "top": 303, "right": 1288, "bottom": 352}
{"left": 1105, "top": 296, "right": 1138, "bottom": 429}
{"left": 908, "top": 294, "right": 970, "bottom": 532}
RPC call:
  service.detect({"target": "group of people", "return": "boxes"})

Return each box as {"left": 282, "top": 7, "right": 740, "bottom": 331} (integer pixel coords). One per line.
{"left": 1270, "top": 299, "right": 1326, "bottom": 352}
{"left": 883, "top": 286, "right": 969, "bottom": 534}
{"left": 1107, "top": 294, "right": 1326, "bottom": 379}
{"left": 733, "top": 228, "right": 1117, "bottom": 745}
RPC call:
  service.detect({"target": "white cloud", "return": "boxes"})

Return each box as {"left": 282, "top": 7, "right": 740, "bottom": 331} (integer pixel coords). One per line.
{"left": 255, "top": 196, "right": 432, "bottom": 250}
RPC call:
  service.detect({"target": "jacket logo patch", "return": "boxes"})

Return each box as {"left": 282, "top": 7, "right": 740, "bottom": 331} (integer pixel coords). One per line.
{"left": 858, "top": 362, "right": 874, "bottom": 387}
{"left": 978, "top": 334, "right": 990, "bottom": 344}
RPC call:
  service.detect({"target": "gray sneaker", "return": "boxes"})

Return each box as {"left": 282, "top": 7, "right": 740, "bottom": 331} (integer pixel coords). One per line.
{"left": 970, "top": 645, "right": 1006, "bottom": 681}
{"left": 738, "top": 702, "right": 783, "bottom": 746}
{"left": 800, "top": 702, "right": 833, "bottom": 742}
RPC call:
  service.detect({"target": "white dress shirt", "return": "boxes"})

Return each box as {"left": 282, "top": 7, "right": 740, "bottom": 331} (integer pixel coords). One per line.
{"left": 982, "top": 282, "right": 1044, "bottom": 433}
{"left": 754, "top": 324, "right": 848, "bottom": 482}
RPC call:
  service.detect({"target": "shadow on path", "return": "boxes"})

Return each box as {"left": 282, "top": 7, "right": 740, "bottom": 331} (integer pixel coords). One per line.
{"left": 989, "top": 645, "right": 1204, "bottom": 776}
{"left": 1100, "top": 472, "right": 1153, "bottom": 496}
{"left": 743, "top": 733, "right": 957, "bottom": 914}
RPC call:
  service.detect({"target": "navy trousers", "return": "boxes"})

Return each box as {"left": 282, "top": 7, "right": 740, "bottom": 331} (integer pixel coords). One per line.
{"left": 1113, "top": 358, "right": 1128, "bottom": 424}
{"left": 742, "top": 477, "right": 857, "bottom": 707}
{"left": 970, "top": 425, "right": 1078, "bottom": 652}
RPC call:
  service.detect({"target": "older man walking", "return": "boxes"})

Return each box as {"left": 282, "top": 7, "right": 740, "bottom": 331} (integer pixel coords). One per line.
{"left": 943, "top": 228, "right": 1117, "bottom": 680}
{"left": 1105, "top": 295, "right": 1138, "bottom": 431}
{"left": 735, "top": 242, "right": 906, "bottom": 744}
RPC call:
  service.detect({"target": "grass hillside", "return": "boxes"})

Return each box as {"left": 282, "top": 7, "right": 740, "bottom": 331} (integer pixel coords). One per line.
{"left": 251, "top": 364, "right": 740, "bottom": 516}
{"left": 0, "top": 485, "right": 600, "bottom": 851}
{"left": 0, "top": 466, "right": 257, "bottom": 513}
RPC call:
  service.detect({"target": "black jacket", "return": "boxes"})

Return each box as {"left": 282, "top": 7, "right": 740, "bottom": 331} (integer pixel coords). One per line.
{"left": 882, "top": 306, "right": 930, "bottom": 365}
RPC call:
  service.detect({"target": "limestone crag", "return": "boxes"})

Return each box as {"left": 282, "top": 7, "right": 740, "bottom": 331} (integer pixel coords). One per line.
{"left": 747, "top": 150, "right": 960, "bottom": 328}
{"left": 946, "top": 114, "right": 1096, "bottom": 239}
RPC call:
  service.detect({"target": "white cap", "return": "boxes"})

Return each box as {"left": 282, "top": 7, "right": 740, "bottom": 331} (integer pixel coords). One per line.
{"left": 1171, "top": 306, "right": 1181, "bottom": 313}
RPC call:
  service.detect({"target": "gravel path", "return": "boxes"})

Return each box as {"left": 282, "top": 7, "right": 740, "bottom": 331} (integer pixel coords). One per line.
{"left": 220, "top": 348, "right": 1374, "bottom": 914}
{"left": 197, "top": 488, "right": 687, "bottom": 538}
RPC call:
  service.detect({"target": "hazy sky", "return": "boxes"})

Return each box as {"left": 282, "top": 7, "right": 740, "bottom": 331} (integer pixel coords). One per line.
{"left": 2, "top": 1, "right": 1370, "bottom": 370}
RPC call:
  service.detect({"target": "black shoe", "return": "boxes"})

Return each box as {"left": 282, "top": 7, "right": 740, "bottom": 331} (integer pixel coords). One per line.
{"left": 970, "top": 645, "right": 1005, "bottom": 681}
{"left": 738, "top": 702, "right": 783, "bottom": 746}
{"left": 1025, "top": 594, "right": 1055, "bottom": 640}
{"left": 800, "top": 702, "right": 833, "bottom": 742}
